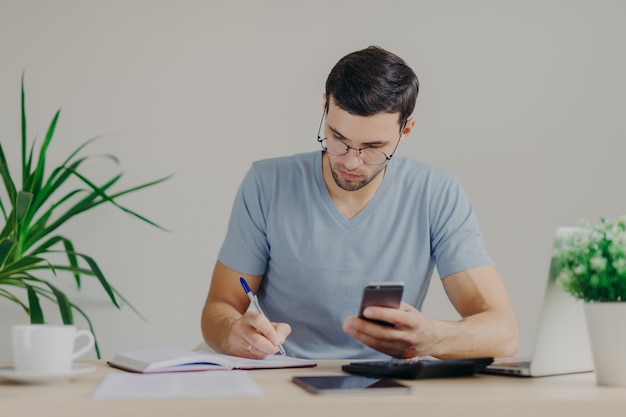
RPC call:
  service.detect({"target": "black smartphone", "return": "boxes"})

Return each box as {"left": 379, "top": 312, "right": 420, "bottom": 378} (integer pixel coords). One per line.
{"left": 358, "top": 282, "right": 404, "bottom": 327}
{"left": 291, "top": 375, "right": 411, "bottom": 395}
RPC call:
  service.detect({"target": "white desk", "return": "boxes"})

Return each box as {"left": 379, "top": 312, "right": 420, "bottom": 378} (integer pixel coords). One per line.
{"left": 2, "top": 360, "right": 625, "bottom": 417}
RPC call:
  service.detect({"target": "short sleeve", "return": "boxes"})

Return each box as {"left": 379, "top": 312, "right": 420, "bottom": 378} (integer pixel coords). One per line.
{"left": 429, "top": 175, "right": 493, "bottom": 278}
{"left": 217, "top": 164, "right": 270, "bottom": 275}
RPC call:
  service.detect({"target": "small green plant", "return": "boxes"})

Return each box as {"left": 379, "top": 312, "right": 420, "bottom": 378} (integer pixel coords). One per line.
{"left": 0, "top": 75, "right": 170, "bottom": 356}
{"left": 553, "top": 216, "right": 626, "bottom": 302}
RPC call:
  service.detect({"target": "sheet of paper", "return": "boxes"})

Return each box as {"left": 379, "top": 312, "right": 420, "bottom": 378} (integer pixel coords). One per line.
{"left": 91, "top": 370, "right": 263, "bottom": 400}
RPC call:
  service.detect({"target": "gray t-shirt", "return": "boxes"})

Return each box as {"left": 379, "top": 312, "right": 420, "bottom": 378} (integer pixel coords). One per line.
{"left": 218, "top": 151, "right": 492, "bottom": 359}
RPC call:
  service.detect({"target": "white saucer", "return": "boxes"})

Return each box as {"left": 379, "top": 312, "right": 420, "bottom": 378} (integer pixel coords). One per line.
{"left": 0, "top": 363, "right": 96, "bottom": 384}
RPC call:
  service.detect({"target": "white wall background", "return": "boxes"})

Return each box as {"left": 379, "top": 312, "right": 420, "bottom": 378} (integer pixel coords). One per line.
{"left": 1, "top": 0, "right": 625, "bottom": 360}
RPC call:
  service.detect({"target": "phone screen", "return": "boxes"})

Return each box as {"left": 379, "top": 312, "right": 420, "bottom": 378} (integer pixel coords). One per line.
{"left": 292, "top": 375, "right": 411, "bottom": 394}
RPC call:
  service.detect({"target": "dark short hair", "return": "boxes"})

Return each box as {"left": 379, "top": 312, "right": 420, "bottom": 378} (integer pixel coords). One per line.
{"left": 325, "top": 46, "right": 419, "bottom": 126}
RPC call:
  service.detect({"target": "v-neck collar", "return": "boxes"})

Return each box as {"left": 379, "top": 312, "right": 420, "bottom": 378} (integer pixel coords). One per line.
{"left": 314, "top": 151, "right": 394, "bottom": 229}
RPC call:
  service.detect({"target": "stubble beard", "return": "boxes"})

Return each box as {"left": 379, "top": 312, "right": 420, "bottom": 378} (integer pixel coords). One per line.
{"left": 329, "top": 162, "right": 386, "bottom": 192}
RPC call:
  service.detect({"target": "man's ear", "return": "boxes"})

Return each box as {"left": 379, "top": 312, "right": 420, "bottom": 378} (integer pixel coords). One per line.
{"left": 401, "top": 117, "right": 416, "bottom": 138}
{"left": 322, "top": 93, "right": 327, "bottom": 112}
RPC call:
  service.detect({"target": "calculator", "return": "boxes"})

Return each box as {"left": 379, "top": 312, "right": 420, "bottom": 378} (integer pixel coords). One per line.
{"left": 341, "top": 357, "right": 494, "bottom": 380}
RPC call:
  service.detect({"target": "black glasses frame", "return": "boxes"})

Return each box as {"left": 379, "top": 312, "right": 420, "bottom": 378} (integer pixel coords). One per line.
{"left": 316, "top": 111, "right": 405, "bottom": 166}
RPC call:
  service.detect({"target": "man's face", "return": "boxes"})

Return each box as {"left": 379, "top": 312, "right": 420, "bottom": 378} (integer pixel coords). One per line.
{"left": 323, "top": 101, "right": 405, "bottom": 192}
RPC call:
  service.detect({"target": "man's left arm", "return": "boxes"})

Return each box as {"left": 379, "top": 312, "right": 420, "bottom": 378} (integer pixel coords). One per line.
{"left": 433, "top": 264, "right": 519, "bottom": 358}
{"left": 343, "top": 264, "right": 519, "bottom": 359}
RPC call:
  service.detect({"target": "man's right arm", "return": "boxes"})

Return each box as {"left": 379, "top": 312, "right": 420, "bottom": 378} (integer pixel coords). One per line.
{"left": 201, "top": 260, "right": 290, "bottom": 358}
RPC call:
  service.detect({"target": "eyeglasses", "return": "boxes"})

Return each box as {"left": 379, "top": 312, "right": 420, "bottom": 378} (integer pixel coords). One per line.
{"left": 316, "top": 112, "right": 404, "bottom": 166}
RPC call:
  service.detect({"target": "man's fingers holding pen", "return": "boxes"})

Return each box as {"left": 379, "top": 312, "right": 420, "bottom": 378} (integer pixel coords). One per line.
{"left": 235, "top": 312, "right": 291, "bottom": 358}
{"left": 273, "top": 322, "right": 291, "bottom": 345}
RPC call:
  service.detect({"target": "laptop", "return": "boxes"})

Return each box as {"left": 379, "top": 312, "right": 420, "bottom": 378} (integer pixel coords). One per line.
{"left": 481, "top": 227, "right": 594, "bottom": 377}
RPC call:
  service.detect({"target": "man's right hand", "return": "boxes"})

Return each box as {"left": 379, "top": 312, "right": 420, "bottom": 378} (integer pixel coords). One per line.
{"left": 226, "top": 311, "right": 291, "bottom": 359}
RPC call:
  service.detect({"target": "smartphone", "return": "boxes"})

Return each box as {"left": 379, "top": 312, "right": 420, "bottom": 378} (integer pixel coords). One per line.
{"left": 357, "top": 282, "right": 404, "bottom": 327}
{"left": 291, "top": 375, "right": 411, "bottom": 395}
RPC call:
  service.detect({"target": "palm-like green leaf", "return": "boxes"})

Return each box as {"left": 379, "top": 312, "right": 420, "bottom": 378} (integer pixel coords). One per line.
{"left": 21, "top": 72, "right": 28, "bottom": 183}
{"left": 0, "top": 238, "right": 15, "bottom": 267}
{"left": 0, "top": 287, "right": 29, "bottom": 311}
{"left": 0, "top": 255, "right": 50, "bottom": 278}
{"left": 0, "top": 143, "right": 17, "bottom": 215}
{"left": 0, "top": 75, "right": 169, "bottom": 358}
{"left": 26, "top": 286, "right": 44, "bottom": 323}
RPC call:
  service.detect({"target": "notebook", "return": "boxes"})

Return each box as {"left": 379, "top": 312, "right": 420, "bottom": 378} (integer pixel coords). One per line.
{"left": 107, "top": 347, "right": 316, "bottom": 373}
{"left": 481, "top": 227, "right": 594, "bottom": 377}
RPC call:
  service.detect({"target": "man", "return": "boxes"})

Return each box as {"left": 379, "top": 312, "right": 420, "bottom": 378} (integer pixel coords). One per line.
{"left": 201, "top": 46, "right": 519, "bottom": 360}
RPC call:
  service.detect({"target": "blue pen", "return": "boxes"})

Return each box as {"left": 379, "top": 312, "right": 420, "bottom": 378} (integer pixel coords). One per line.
{"left": 239, "top": 277, "right": 287, "bottom": 356}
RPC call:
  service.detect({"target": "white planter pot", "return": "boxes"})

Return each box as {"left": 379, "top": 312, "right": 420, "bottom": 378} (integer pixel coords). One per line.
{"left": 584, "top": 302, "right": 626, "bottom": 386}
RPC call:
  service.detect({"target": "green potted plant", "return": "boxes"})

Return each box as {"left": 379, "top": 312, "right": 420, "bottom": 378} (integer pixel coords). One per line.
{"left": 553, "top": 216, "right": 626, "bottom": 386}
{"left": 0, "top": 76, "right": 169, "bottom": 357}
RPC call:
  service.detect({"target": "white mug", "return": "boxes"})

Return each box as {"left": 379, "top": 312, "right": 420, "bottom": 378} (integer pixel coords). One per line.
{"left": 12, "top": 324, "right": 95, "bottom": 374}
